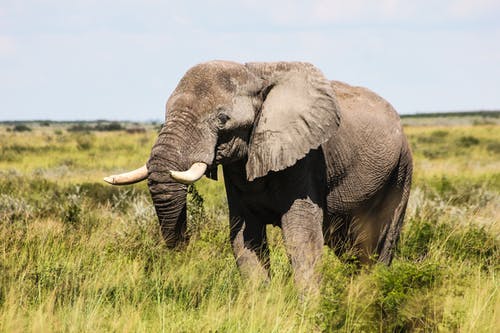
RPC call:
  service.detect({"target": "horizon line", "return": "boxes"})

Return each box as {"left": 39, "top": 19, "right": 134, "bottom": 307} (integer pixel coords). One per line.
{"left": 1, "top": 109, "right": 499, "bottom": 123}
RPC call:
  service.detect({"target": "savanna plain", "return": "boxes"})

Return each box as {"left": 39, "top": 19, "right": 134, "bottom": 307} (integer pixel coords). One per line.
{"left": 0, "top": 114, "right": 499, "bottom": 332}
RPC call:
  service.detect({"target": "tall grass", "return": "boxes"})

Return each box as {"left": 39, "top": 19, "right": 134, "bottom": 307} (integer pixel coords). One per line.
{"left": 0, "top": 123, "right": 498, "bottom": 332}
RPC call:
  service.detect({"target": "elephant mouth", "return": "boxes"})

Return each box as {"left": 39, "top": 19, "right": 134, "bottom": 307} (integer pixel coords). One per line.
{"left": 213, "top": 132, "right": 250, "bottom": 167}
{"left": 205, "top": 166, "right": 219, "bottom": 180}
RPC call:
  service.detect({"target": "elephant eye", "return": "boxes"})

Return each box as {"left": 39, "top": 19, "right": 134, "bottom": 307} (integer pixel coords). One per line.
{"left": 218, "top": 113, "right": 230, "bottom": 125}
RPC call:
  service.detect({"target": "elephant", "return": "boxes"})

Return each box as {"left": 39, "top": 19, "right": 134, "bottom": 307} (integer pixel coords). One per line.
{"left": 104, "top": 60, "right": 413, "bottom": 290}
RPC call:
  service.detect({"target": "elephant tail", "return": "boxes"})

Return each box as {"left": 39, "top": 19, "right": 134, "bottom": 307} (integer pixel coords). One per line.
{"left": 377, "top": 140, "right": 413, "bottom": 265}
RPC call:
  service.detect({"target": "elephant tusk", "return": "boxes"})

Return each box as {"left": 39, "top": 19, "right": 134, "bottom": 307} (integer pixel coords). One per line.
{"left": 170, "top": 162, "right": 207, "bottom": 185}
{"left": 103, "top": 165, "right": 148, "bottom": 185}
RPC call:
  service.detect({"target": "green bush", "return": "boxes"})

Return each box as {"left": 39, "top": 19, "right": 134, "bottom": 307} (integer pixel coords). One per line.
{"left": 316, "top": 257, "right": 357, "bottom": 331}
{"left": 486, "top": 141, "right": 500, "bottom": 154}
{"left": 75, "top": 134, "right": 94, "bottom": 150}
{"left": 417, "top": 130, "right": 449, "bottom": 144}
{"left": 67, "top": 124, "right": 92, "bottom": 132}
{"left": 422, "top": 147, "right": 449, "bottom": 159}
{"left": 399, "top": 218, "right": 436, "bottom": 260}
{"left": 13, "top": 124, "right": 32, "bottom": 132}
{"left": 421, "top": 175, "right": 497, "bottom": 205}
{"left": 67, "top": 122, "right": 124, "bottom": 132}
{"left": 457, "top": 135, "right": 480, "bottom": 147}
{"left": 187, "top": 184, "right": 207, "bottom": 237}
{"left": 374, "top": 262, "right": 441, "bottom": 331}
{"left": 445, "top": 224, "right": 499, "bottom": 269}
{"left": 95, "top": 122, "right": 123, "bottom": 131}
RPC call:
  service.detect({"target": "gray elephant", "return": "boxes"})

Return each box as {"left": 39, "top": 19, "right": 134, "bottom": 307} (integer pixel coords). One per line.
{"left": 104, "top": 61, "right": 412, "bottom": 289}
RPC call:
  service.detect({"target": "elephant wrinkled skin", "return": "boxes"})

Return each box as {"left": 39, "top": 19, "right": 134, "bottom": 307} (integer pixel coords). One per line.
{"left": 104, "top": 61, "right": 413, "bottom": 291}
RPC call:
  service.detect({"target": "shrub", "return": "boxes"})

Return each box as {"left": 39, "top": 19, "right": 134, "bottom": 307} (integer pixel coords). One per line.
{"left": 0, "top": 194, "right": 33, "bottom": 223}
{"left": 486, "top": 141, "right": 500, "bottom": 154}
{"left": 67, "top": 122, "right": 124, "bottom": 132}
{"left": 68, "top": 124, "right": 92, "bottom": 132}
{"left": 457, "top": 135, "right": 480, "bottom": 147}
{"left": 374, "top": 262, "right": 441, "bottom": 331}
{"left": 416, "top": 130, "right": 449, "bottom": 144}
{"left": 61, "top": 193, "right": 82, "bottom": 226}
{"left": 399, "top": 218, "right": 436, "bottom": 260}
{"left": 95, "top": 122, "right": 123, "bottom": 131}
{"left": 422, "top": 147, "right": 449, "bottom": 159}
{"left": 13, "top": 124, "right": 32, "bottom": 132}
{"left": 187, "top": 184, "right": 207, "bottom": 237}
{"left": 316, "top": 257, "right": 358, "bottom": 331}
{"left": 423, "top": 175, "right": 497, "bottom": 206}
{"left": 444, "top": 224, "right": 499, "bottom": 268}
{"left": 75, "top": 134, "right": 94, "bottom": 150}
{"left": 78, "top": 182, "right": 126, "bottom": 205}
{"left": 430, "top": 130, "right": 449, "bottom": 138}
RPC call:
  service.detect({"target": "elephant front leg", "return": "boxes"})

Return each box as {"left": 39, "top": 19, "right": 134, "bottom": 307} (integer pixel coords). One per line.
{"left": 230, "top": 215, "right": 270, "bottom": 283}
{"left": 281, "top": 198, "right": 324, "bottom": 294}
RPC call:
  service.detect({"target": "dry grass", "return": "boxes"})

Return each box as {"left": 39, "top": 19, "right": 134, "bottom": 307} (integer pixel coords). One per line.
{"left": 0, "top": 121, "right": 498, "bottom": 332}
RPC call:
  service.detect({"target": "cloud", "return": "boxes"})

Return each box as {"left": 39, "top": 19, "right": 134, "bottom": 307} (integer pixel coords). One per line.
{"left": 0, "top": 35, "right": 15, "bottom": 56}
{"left": 310, "top": 0, "right": 411, "bottom": 23}
{"left": 1, "top": 0, "right": 499, "bottom": 120}
{"left": 448, "top": 0, "right": 500, "bottom": 18}
{"left": 239, "top": 0, "right": 500, "bottom": 25}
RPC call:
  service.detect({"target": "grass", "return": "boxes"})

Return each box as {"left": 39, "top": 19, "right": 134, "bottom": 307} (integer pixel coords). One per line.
{"left": 0, "top": 121, "right": 499, "bottom": 332}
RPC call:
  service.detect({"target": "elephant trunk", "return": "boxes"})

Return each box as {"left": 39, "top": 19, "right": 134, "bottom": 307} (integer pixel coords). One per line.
{"left": 146, "top": 113, "right": 214, "bottom": 247}
{"left": 146, "top": 126, "right": 191, "bottom": 247}
{"left": 148, "top": 175, "right": 187, "bottom": 247}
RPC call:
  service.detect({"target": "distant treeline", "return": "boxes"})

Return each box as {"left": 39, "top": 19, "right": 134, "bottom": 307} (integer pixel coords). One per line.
{"left": 401, "top": 110, "right": 500, "bottom": 118}
{"left": 1, "top": 110, "right": 499, "bottom": 125}
{"left": 0, "top": 120, "right": 160, "bottom": 126}
{"left": 67, "top": 122, "right": 124, "bottom": 132}
{"left": 0, "top": 120, "right": 159, "bottom": 133}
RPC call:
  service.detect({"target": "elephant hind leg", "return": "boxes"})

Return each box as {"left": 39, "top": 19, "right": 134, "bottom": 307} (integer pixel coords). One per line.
{"left": 350, "top": 188, "right": 403, "bottom": 264}
{"left": 325, "top": 151, "right": 412, "bottom": 265}
{"left": 376, "top": 149, "right": 413, "bottom": 264}
{"left": 353, "top": 149, "right": 413, "bottom": 265}
{"left": 351, "top": 170, "right": 412, "bottom": 264}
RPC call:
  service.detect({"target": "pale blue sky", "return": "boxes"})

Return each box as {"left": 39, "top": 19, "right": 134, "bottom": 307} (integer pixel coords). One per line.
{"left": 1, "top": 0, "right": 499, "bottom": 121}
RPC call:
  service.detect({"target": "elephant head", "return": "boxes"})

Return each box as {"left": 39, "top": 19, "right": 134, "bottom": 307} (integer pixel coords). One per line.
{"left": 104, "top": 61, "right": 341, "bottom": 247}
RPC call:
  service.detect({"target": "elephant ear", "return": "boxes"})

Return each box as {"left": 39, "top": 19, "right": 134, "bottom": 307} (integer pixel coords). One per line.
{"left": 244, "top": 62, "right": 341, "bottom": 181}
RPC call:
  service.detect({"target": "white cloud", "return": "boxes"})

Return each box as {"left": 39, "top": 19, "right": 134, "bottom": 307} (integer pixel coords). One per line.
{"left": 310, "top": 0, "right": 405, "bottom": 23}
{"left": 239, "top": 0, "right": 500, "bottom": 25}
{"left": 1, "top": 0, "right": 499, "bottom": 119}
{"left": 448, "top": 0, "right": 500, "bottom": 18}
{"left": 0, "top": 36, "right": 15, "bottom": 56}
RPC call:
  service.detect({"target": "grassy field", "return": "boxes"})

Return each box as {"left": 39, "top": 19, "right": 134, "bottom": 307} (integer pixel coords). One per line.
{"left": 0, "top": 117, "right": 498, "bottom": 332}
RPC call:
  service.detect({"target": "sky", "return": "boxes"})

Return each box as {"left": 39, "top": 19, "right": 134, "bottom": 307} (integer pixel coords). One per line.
{"left": 1, "top": 0, "right": 499, "bottom": 121}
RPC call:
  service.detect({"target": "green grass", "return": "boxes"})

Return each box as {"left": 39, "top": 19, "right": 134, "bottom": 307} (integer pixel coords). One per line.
{"left": 0, "top": 122, "right": 498, "bottom": 332}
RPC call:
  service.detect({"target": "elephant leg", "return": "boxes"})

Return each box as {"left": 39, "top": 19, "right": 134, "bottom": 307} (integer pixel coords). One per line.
{"left": 230, "top": 215, "right": 270, "bottom": 282}
{"left": 376, "top": 153, "right": 412, "bottom": 264}
{"left": 281, "top": 198, "right": 323, "bottom": 293}
{"left": 324, "top": 196, "right": 399, "bottom": 264}
{"left": 351, "top": 162, "right": 410, "bottom": 264}
{"left": 324, "top": 197, "right": 399, "bottom": 265}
